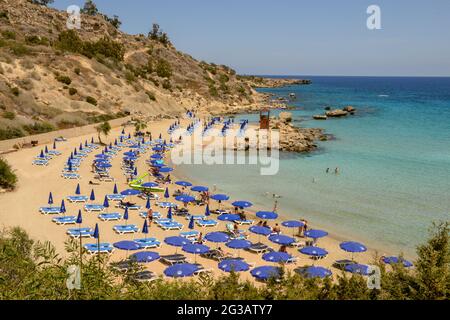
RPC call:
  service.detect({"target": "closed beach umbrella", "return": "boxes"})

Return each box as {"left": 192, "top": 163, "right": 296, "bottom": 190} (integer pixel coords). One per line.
{"left": 124, "top": 151, "right": 136, "bottom": 157}
{"left": 382, "top": 256, "right": 413, "bottom": 268}
{"left": 205, "top": 204, "right": 210, "bottom": 217}
{"left": 164, "top": 263, "right": 199, "bottom": 278}
{"left": 39, "top": 150, "right": 45, "bottom": 158}
{"left": 345, "top": 264, "right": 371, "bottom": 276}
{"left": 90, "top": 189, "right": 95, "bottom": 201}
{"left": 175, "top": 181, "right": 192, "bottom": 187}
{"left": 45, "top": 146, "right": 48, "bottom": 153}
{"left": 53, "top": 141, "right": 56, "bottom": 149}
{"left": 191, "top": 186, "right": 208, "bottom": 192}
{"left": 130, "top": 251, "right": 160, "bottom": 263}
{"left": 103, "top": 196, "right": 109, "bottom": 210}
{"left": 76, "top": 209, "right": 82, "bottom": 224}
{"left": 205, "top": 232, "right": 229, "bottom": 243}
{"left": 167, "top": 207, "right": 173, "bottom": 220}
{"left": 296, "top": 266, "right": 332, "bottom": 279}
{"left": 142, "top": 220, "right": 149, "bottom": 238}
{"left": 145, "top": 197, "right": 151, "bottom": 210}
{"left": 113, "top": 184, "right": 118, "bottom": 195}
{"left": 188, "top": 216, "right": 195, "bottom": 230}
{"left": 299, "top": 246, "right": 328, "bottom": 259}
{"left": 48, "top": 192, "right": 54, "bottom": 205}
{"left": 262, "top": 251, "right": 292, "bottom": 263}
{"left": 251, "top": 266, "right": 281, "bottom": 281}
{"left": 97, "top": 162, "right": 112, "bottom": 169}
{"left": 68, "top": 162, "right": 73, "bottom": 172}
{"left": 164, "top": 187, "right": 170, "bottom": 199}
{"left": 256, "top": 211, "right": 278, "bottom": 220}
{"left": 75, "top": 183, "right": 81, "bottom": 195}
{"left": 93, "top": 223, "right": 99, "bottom": 239}
{"left": 219, "top": 259, "right": 250, "bottom": 273}
{"left": 133, "top": 167, "right": 138, "bottom": 176}
{"left": 232, "top": 201, "right": 253, "bottom": 208}
{"left": 268, "top": 234, "right": 295, "bottom": 246}
{"left": 123, "top": 207, "right": 129, "bottom": 222}
{"left": 60, "top": 199, "right": 66, "bottom": 214}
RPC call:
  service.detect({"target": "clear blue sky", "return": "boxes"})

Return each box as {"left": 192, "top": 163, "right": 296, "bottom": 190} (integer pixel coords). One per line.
{"left": 51, "top": 0, "right": 450, "bottom": 76}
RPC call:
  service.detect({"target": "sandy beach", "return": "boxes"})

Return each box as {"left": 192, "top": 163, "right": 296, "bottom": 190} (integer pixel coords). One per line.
{"left": 0, "top": 117, "right": 385, "bottom": 283}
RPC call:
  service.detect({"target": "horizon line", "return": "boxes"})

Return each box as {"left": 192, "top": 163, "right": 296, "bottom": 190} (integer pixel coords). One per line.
{"left": 244, "top": 74, "right": 450, "bottom": 78}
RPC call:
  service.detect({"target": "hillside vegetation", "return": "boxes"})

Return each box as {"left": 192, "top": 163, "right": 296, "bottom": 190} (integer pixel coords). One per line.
{"left": 0, "top": 0, "right": 260, "bottom": 140}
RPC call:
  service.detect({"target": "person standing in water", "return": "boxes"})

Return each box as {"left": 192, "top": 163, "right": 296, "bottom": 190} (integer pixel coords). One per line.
{"left": 335, "top": 167, "right": 340, "bottom": 175}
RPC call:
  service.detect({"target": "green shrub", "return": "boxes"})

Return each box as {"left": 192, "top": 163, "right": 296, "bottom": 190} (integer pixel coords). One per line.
{"left": 25, "top": 35, "right": 49, "bottom": 46}
{"left": 74, "top": 67, "right": 81, "bottom": 75}
{"left": 56, "top": 75, "right": 72, "bottom": 85}
{"left": 0, "top": 11, "right": 8, "bottom": 20}
{"left": 162, "top": 79, "right": 171, "bottom": 90}
{"left": 0, "top": 158, "right": 17, "bottom": 189}
{"left": 145, "top": 91, "right": 156, "bottom": 101}
{"left": 0, "top": 127, "right": 24, "bottom": 140}
{"left": 209, "top": 85, "right": 218, "bottom": 97}
{"left": 124, "top": 70, "right": 136, "bottom": 82}
{"left": 1, "top": 30, "right": 15, "bottom": 39}
{"left": 8, "top": 42, "right": 30, "bottom": 56}
{"left": 155, "top": 59, "right": 172, "bottom": 78}
{"left": 2, "top": 111, "right": 15, "bottom": 120}
{"left": 55, "top": 30, "right": 84, "bottom": 53}
{"left": 86, "top": 96, "right": 97, "bottom": 106}
{"left": 68, "top": 87, "right": 77, "bottom": 95}
{"left": 22, "top": 122, "right": 55, "bottom": 135}
{"left": 10, "top": 87, "right": 19, "bottom": 96}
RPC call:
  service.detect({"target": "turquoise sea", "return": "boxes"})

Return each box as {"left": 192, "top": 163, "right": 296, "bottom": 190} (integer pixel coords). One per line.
{"left": 178, "top": 76, "right": 450, "bottom": 257}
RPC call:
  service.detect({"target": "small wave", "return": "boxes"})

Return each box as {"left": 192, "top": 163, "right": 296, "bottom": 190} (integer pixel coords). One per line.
{"left": 378, "top": 94, "right": 389, "bottom": 97}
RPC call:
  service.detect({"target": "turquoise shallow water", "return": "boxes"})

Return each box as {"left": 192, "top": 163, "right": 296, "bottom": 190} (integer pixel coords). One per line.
{"left": 177, "top": 76, "right": 450, "bottom": 257}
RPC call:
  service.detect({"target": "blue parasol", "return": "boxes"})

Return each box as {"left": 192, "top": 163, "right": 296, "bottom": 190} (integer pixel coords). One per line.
{"left": 251, "top": 266, "right": 281, "bottom": 281}
{"left": 268, "top": 234, "right": 295, "bottom": 246}
{"left": 188, "top": 216, "right": 195, "bottom": 229}
{"left": 340, "top": 241, "right": 367, "bottom": 253}
{"left": 249, "top": 226, "right": 272, "bottom": 236}
{"left": 113, "top": 184, "right": 118, "bottom": 194}
{"left": 299, "top": 246, "right": 328, "bottom": 258}
{"left": 205, "top": 232, "right": 229, "bottom": 243}
{"left": 90, "top": 189, "right": 95, "bottom": 201}
{"left": 218, "top": 259, "right": 250, "bottom": 272}
{"left": 256, "top": 211, "right": 278, "bottom": 220}
{"left": 145, "top": 197, "right": 151, "bottom": 210}
{"left": 210, "top": 194, "right": 229, "bottom": 201}
{"left": 76, "top": 209, "right": 82, "bottom": 224}
{"left": 282, "top": 221, "right": 304, "bottom": 228}
{"left": 205, "top": 204, "right": 210, "bottom": 217}
{"left": 159, "top": 167, "right": 173, "bottom": 173}
{"left": 226, "top": 239, "right": 251, "bottom": 250}
{"left": 297, "top": 266, "right": 332, "bottom": 278}
{"left": 93, "top": 223, "right": 99, "bottom": 239}
{"left": 120, "top": 189, "right": 141, "bottom": 196}
{"left": 164, "top": 263, "right": 199, "bottom": 278}
{"left": 60, "top": 199, "right": 66, "bottom": 214}
{"left": 304, "top": 229, "right": 328, "bottom": 239}
{"left": 75, "top": 183, "right": 81, "bottom": 195}
{"left": 113, "top": 241, "right": 141, "bottom": 251}
{"left": 218, "top": 214, "right": 240, "bottom": 222}
{"left": 164, "top": 236, "right": 190, "bottom": 248}
{"left": 175, "top": 181, "right": 192, "bottom": 187}
{"left": 345, "top": 264, "right": 371, "bottom": 276}
{"left": 175, "top": 195, "right": 195, "bottom": 203}
{"left": 167, "top": 207, "right": 173, "bottom": 220}
{"left": 262, "top": 251, "right": 293, "bottom": 263}
{"left": 142, "top": 182, "right": 158, "bottom": 188}
{"left": 130, "top": 251, "right": 160, "bottom": 263}
{"left": 164, "top": 187, "right": 170, "bottom": 199}
{"left": 191, "top": 186, "right": 208, "bottom": 192}
{"left": 48, "top": 192, "right": 54, "bottom": 205}
{"left": 231, "top": 201, "right": 253, "bottom": 208}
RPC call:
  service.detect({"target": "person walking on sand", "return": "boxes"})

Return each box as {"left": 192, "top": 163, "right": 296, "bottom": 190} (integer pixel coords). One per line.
{"left": 335, "top": 167, "right": 340, "bottom": 175}
{"left": 147, "top": 208, "right": 153, "bottom": 226}
{"left": 273, "top": 200, "right": 278, "bottom": 213}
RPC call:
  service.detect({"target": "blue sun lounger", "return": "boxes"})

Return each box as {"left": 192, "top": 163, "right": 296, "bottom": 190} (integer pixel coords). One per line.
{"left": 234, "top": 219, "right": 254, "bottom": 226}
{"left": 156, "top": 202, "right": 177, "bottom": 208}
{"left": 159, "top": 221, "right": 183, "bottom": 231}
{"left": 98, "top": 213, "right": 122, "bottom": 221}
{"left": 186, "top": 215, "right": 206, "bottom": 221}
{"left": 196, "top": 219, "right": 218, "bottom": 228}
{"left": 84, "top": 243, "right": 114, "bottom": 255}
{"left": 107, "top": 194, "right": 126, "bottom": 201}
{"left": 67, "top": 228, "right": 94, "bottom": 239}
{"left": 180, "top": 231, "right": 200, "bottom": 242}
{"left": 113, "top": 225, "right": 139, "bottom": 234}
{"left": 33, "top": 159, "right": 49, "bottom": 166}
{"left": 154, "top": 218, "right": 173, "bottom": 225}
{"left": 39, "top": 206, "right": 61, "bottom": 215}
{"left": 133, "top": 238, "right": 161, "bottom": 249}
{"left": 52, "top": 216, "right": 77, "bottom": 225}
{"left": 84, "top": 204, "right": 105, "bottom": 212}
{"left": 116, "top": 204, "right": 141, "bottom": 211}
{"left": 62, "top": 173, "right": 80, "bottom": 179}
{"left": 67, "top": 196, "right": 88, "bottom": 203}
{"left": 139, "top": 211, "right": 162, "bottom": 219}
{"left": 47, "top": 150, "right": 61, "bottom": 156}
